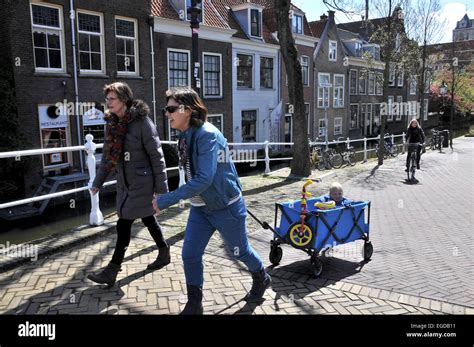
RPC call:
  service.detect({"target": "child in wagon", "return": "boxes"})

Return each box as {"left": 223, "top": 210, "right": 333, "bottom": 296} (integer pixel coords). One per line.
{"left": 314, "top": 182, "right": 351, "bottom": 209}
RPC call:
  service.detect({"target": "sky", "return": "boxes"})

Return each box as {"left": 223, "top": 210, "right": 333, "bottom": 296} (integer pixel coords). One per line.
{"left": 291, "top": 0, "right": 474, "bottom": 43}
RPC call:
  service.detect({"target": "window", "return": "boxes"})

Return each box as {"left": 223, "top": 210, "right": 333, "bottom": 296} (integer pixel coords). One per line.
{"left": 334, "top": 117, "right": 342, "bottom": 135}
{"left": 203, "top": 53, "right": 222, "bottom": 97}
{"left": 115, "top": 18, "right": 138, "bottom": 74}
{"left": 260, "top": 57, "right": 273, "bottom": 89}
{"left": 333, "top": 74, "right": 344, "bottom": 108}
{"left": 285, "top": 113, "right": 292, "bottom": 144}
{"left": 387, "top": 96, "right": 394, "bottom": 121}
{"left": 250, "top": 9, "right": 261, "bottom": 37}
{"left": 396, "top": 96, "right": 403, "bottom": 120}
{"left": 359, "top": 72, "right": 366, "bottom": 94}
{"left": 368, "top": 72, "right": 375, "bottom": 95}
{"left": 373, "top": 104, "right": 381, "bottom": 130}
{"left": 350, "top": 70, "right": 358, "bottom": 95}
{"left": 318, "top": 73, "right": 330, "bottom": 108}
{"left": 319, "top": 119, "right": 326, "bottom": 137}
{"left": 329, "top": 40, "right": 337, "bottom": 61}
{"left": 208, "top": 114, "right": 223, "bottom": 132}
{"left": 389, "top": 63, "right": 395, "bottom": 86}
{"left": 350, "top": 104, "right": 359, "bottom": 129}
{"left": 237, "top": 54, "right": 253, "bottom": 88}
{"left": 410, "top": 75, "right": 417, "bottom": 95}
{"left": 78, "top": 11, "right": 104, "bottom": 73}
{"left": 397, "top": 67, "right": 404, "bottom": 87}
{"left": 423, "top": 99, "right": 429, "bottom": 121}
{"left": 361, "top": 104, "right": 367, "bottom": 131}
{"left": 366, "top": 104, "right": 372, "bottom": 133}
{"left": 242, "top": 110, "right": 257, "bottom": 142}
{"left": 31, "top": 3, "right": 64, "bottom": 72}
{"left": 376, "top": 73, "right": 383, "bottom": 95}
{"left": 301, "top": 56, "right": 309, "bottom": 86}
{"left": 168, "top": 49, "right": 190, "bottom": 88}
{"left": 293, "top": 14, "right": 303, "bottom": 34}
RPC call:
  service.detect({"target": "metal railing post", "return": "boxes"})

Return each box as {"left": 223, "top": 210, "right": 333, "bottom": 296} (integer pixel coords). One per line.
{"left": 264, "top": 140, "right": 270, "bottom": 175}
{"left": 363, "top": 137, "right": 368, "bottom": 162}
{"left": 85, "top": 134, "right": 104, "bottom": 226}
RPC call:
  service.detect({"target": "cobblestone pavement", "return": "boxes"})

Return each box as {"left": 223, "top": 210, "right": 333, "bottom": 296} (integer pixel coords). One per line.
{"left": 0, "top": 137, "right": 472, "bottom": 315}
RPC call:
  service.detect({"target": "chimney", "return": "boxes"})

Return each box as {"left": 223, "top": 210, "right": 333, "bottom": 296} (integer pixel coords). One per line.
{"left": 328, "top": 10, "right": 335, "bottom": 19}
{"left": 320, "top": 14, "right": 328, "bottom": 20}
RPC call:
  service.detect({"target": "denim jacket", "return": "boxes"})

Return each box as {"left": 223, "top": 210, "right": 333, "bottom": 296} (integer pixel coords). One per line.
{"left": 156, "top": 122, "right": 243, "bottom": 211}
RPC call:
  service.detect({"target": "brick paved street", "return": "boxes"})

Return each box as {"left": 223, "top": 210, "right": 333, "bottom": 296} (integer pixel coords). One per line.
{"left": 0, "top": 137, "right": 472, "bottom": 315}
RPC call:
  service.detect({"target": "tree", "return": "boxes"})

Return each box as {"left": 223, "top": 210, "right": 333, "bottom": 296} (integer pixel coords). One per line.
{"left": 275, "top": 0, "right": 310, "bottom": 177}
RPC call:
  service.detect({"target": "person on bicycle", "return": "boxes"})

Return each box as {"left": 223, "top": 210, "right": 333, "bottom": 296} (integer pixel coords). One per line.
{"left": 405, "top": 119, "right": 425, "bottom": 172}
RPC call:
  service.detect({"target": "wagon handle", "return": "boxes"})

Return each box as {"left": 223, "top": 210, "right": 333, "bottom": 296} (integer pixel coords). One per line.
{"left": 246, "top": 209, "right": 276, "bottom": 233}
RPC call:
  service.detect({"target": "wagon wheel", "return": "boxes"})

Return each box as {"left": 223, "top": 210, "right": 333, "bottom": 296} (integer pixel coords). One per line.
{"left": 363, "top": 241, "right": 373, "bottom": 261}
{"left": 310, "top": 255, "right": 323, "bottom": 278}
{"left": 287, "top": 223, "right": 314, "bottom": 249}
{"left": 269, "top": 246, "right": 283, "bottom": 266}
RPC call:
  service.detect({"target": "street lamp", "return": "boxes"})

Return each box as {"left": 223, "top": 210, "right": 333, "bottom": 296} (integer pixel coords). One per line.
{"left": 188, "top": 0, "right": 202, "bottom": 96}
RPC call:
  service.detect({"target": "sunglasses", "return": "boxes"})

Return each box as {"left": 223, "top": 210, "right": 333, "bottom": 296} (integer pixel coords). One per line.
{"left": 162, "top": 105, "right": 186, "bottom": 115}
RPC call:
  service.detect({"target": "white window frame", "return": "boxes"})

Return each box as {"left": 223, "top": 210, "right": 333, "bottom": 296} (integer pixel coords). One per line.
{"left": 115, "top": 16, "right": 139, "bottom": 76}
{"left": 359, "top": 72, "right": 366, "bottom": 94}
{"left": 389, "top": 63, "right": 396, "bottom": 86}
{"left": 334, "top": 117, "right": 343, "bottom": 135}
{"left": 293, "top": 14, "right": 303, "bottom": 35}
{"left": 410, "top": 75, "right": 417, "bottom": 95}
{"left": 318, "top": 119, "right": 327, "bottom": 137}
{"left": 236, "top": 53, "right": 254, "bottom": 89}
{"left": 167, "top": 48, "right": 191, "bottom": 89}
{"left": 260, "top": 55, "right": 274, "bottom": 90}
{"left": 333, "top": 74, "right": 344, "bottom": 108}
{"left": 305, "top": 103, "right": 311, "bottom": 135}
{"left": 387, "top": 96, "right": 394, "bottom": 122}
{"left": 30, "top": 2, "right": 66, "bottom": 73}
{"left": 317, "top": 73, "right": 330, "bottom": 108}
{"left": 77, "top": 9, "right": 106, "bottom": 74}
{"left": 396, "top": 96, "right": 403, "bottom": 121}
{"left": 376, "top": 72, "right": 383, "bottom": 95}
{"left": 208, "top": 114, "right": 224, "bottom": 132}
{"left": 349, "top": 69, "right": 358, "bottom": 95}
{"left": 368, "top": 72, "right": 375, "bottom": 95}
{"left": 397, "top": 67, "right": 404, "bottom": 87}
{"left": 349, "top": 104, "right": 359, "bottom": 129}
{"left": 301, "top": 56, "right": 309, "bottom": 86}
{"left": 329, "top": 40, "right": 337, "bottom": 61}
{"left": 202, "top": 52, "right": 223, "bottom": 98}
{"left": 249, "top": 8, "right": 262, "bottom": 38}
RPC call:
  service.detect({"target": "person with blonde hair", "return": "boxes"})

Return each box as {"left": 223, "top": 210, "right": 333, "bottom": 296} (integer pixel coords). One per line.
{"left": 315, "top": 182, "right": 351, "bottom": 208}
{"left": 405, "top": 118, "right": 425, "bottom": 172}
{"left": 87, "top": 82, "right": 170, "bottom": 287}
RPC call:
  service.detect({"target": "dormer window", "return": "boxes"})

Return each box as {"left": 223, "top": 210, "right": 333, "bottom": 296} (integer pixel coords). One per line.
{"left": 293, "top": 14, "right": 303, "bottom": 34}
{"left": 355, "top": 41, "right": 362, "bottom": 57}
{"left": 250, "top": 9, "right": 261, "bottom": 37}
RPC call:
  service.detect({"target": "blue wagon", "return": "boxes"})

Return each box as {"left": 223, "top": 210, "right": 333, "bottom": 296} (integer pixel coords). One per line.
{"left": 247, "top": 183, "right": 373, "bottom": 278}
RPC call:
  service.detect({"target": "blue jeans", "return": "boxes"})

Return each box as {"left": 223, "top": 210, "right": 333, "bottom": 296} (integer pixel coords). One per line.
{"left": 182, "top": 197, "right": 264, "bottom": 287}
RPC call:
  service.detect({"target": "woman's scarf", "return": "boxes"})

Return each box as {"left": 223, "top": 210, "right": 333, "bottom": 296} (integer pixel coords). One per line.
{"left": 102, "top": 110, "right": 131, "bottom": 173}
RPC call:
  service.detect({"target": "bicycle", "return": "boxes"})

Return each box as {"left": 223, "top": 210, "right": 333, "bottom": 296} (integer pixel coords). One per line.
{"left": 406, "top": 143, "right": 422, "bottom": 182}
{"left": 309, "top": 140, "right": 343, "bottom": 170}
{"left": 430, "top": 129, "right": 444, "bottom": 152}
{"left": 337, "top": 137, "right": 356, "bottom": 166}
{"left": 375, "top": 133, "right": 399, "bottom": 159}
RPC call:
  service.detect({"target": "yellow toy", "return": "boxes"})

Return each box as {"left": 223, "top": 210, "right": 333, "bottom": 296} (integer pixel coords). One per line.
{"left": 315, "top": 201, "right": 336, "bottom": 210}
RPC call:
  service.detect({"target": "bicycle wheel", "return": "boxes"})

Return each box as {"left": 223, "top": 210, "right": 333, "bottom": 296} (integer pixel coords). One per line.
{"left": 329, "top": 153, "right": 343, "bottom": 169}
{"left": 347, "top": 148, "right": 356, "bottom": 166}
{"left": 389, "top": 144, "right": 399, "bottom": 157}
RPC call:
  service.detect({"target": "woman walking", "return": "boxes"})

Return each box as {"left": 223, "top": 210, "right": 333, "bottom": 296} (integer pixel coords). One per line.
{"left": 152, "top": 87, "right": 271, "bottom": 314}
{"left": 88, "top": 82, "right": 170, "bottom": 286}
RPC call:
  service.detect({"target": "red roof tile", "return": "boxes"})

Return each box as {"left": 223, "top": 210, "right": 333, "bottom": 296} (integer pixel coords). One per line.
{"left": 308, "top": 19, "right": 327, "bottom": 38}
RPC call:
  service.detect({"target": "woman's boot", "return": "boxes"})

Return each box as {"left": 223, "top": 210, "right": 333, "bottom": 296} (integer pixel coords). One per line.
{"left": 180, "top": 285, "right": 203, "bottom": 315}
{"left": 87, "top": 262, "right": 121, "bottom": 287}
{"left": 245, "top": 268, "right": 271, "bottom": 303}
{"left": 147, "top": 246, "right": 171, "bottom": 270}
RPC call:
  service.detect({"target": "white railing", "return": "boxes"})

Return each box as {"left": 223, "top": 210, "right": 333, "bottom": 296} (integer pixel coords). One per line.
{"left": 0, "top": 132, "right": 406, "bottom": 225}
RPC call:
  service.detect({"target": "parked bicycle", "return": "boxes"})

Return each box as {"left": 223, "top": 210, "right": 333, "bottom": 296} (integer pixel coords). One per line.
{"left": 337, "top": 137, "right": 356, "bottom": 166}
{"left": 309, "top": 139, "right": 343, "bottom": 170}
{"left": 430, "top": 129, "right": 444, "bottom": 152}
{"left": 375, "top": 133, "right": 399, "bottom": 159}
